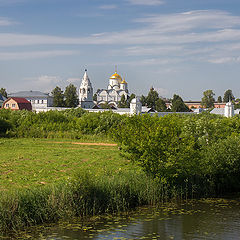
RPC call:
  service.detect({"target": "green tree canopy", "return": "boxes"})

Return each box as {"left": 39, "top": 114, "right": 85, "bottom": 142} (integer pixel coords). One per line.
{"left": 64, "top": 84, "right": 78, "bottom": 108}
{"left": 156, "top": 98, "right": 167, "bottom": 112}
{"left": 223, "top": 89, "right": 235, "bottom": 102}
{"left": 171, "top": 94, "right": 189, "bottom": 112}
{"left": 201, "top": 90, "right": 215, "bottom": 108}
{"left": 118, "top": 95, "right": 128, "bottom": 108}
{"left": 51, "top": 86, "right": 65, "bottom": 107}
{"left": 146, "top": 87, "right": 159, "bottom": 109}
{"left": 140, "top": 95, "right": 147, "bottom": 106}
{"left": 0, "top": 88, "right": 7, "bottom": 98}
{"left": 217, "top": 96, "right": 222, "bottom": 103}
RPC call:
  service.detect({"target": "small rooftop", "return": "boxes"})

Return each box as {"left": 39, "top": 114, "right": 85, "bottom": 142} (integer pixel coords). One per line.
{"left": 9, "top": 91, "right": 49, "bottom": 98}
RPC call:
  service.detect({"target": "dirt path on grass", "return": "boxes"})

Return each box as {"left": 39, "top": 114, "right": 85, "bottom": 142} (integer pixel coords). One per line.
{"left": 47, "top": 141, "right": 117, "bottom": 147}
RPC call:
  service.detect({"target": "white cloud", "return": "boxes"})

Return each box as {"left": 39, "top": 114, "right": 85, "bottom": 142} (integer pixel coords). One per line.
{"left": 24, "top": 75, "right": 62, "bottom": 92}
{"left": 67, "top": 78, "right": 81, "bottom": 83}
{"left": 0, "top": 17, "right": 17, "bottom": 26}
{"left": 0, "top": 50, "right": 78, "bottom": 60}
{"left": 127, "top": 0, "right": 164, "bottom": 5}
{"left": 1, "top": 10, "right": 240, "bottom": 65}
{"left": 99, "top": 4, "right": 117, "bottom": 10}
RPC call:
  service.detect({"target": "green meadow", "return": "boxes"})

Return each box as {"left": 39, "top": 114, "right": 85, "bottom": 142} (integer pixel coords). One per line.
{"left": 0, "top": 138, "right": 139, "bottom": 192}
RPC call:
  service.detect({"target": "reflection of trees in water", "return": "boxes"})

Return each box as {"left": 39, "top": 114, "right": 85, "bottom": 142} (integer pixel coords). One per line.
{"left": 40, "top": 201, "right": 240, "bottom": 239}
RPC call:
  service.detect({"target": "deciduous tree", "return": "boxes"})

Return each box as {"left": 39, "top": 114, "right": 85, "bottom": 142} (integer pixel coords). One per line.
{"left": 51, "top": 86, "right": 65, "bottom": 107}
{"left": 64, "top": 84, "right": 78, "bottom": 108}
{"left": 171, "top": 94, "right": 189, "bottom": 112}
{"left": 201, "top": 90, "right": 215, "bottom": 108}
{"left": 223, "top": 89, "right": 234, "bottom": 102}
{"left": 0, "top": 88, "right": 7, "bottom": 98}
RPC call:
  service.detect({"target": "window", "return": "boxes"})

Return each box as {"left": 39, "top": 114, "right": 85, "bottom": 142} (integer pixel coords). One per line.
{"left": 6, "top": 103, "right": 9, "bottom": 108}
{"left": 37, "top": 100, "right": 39, "bottom": 104}
{"left": 12, "top": 104, "right": 16, "bottom": 108}
{"left": 42, "top": 100, "right": 44, "bottom": 104}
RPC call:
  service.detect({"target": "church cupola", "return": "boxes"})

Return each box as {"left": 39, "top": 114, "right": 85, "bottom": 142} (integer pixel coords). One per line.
{"left": 120, "top": 78, "right": 128, "bottom": 92}
{"left": 79, "top": 69, "right": 94, "bottom": 109}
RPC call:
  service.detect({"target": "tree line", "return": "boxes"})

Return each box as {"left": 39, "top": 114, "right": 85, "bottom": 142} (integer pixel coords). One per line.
{"left": 1, "top": 86, "right": 240, "bottom": 110}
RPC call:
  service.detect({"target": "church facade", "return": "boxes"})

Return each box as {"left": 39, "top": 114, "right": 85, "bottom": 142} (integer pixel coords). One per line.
{"left": 96, "top": 71, "right": 129, "bottom": 107}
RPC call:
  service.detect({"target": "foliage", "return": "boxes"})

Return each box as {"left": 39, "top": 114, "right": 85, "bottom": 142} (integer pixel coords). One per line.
{"left": 118, "top": 95, "right": 128, "bottom": 108}
{"left": 223, "top": 89, "right": 235, "bottom": 103}
{"left": 51, "top": 86, "right": 65, "bottom": 107}
{"left": 155, "top": 98, "right": 167, "bottom": 112}
{"left": 201, "top": 90, "right": 215, "bottom": 108}
{"left": 145, "top": 87, "right": 159, "bottom": 109}
{"left": 0, "top": 118, "right": 11, "bottom": 136}
{"left": 171, "top": 94, "right": 189, "bottom": 112}
{"left": 140, "top": 95, "right": 147, "bottom": 106}
{"left": 0, "top": 88, "right": 7, "bottom": 98}
{"left": 217, "top": 96, "right": 222, "bottom": 103}
{"left": 0, "top": 108, "right": 126, "bottom": 138}
{"left": 93, "top": 93, "right": 97, "bottom": 101}
{"left": 64, "top": 84, "right": 79, "bottom": 108}
{"left": 113, "top": 113, "right": 240, "bottom": 195}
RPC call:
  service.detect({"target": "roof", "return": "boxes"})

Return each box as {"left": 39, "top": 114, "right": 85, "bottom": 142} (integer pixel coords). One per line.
{"left": 4, "top": 97, "right": 32, "bottom": 111}
{"left": 9, "top": 91, "right": 49, "bottom": 98}
{"left": 211, "top": 108, "right": 225, "bottom": 115}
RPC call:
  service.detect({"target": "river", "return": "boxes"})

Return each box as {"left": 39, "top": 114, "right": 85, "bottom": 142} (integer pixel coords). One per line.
{"left": 17, "top": 198, "right": 240, "bottom": 240}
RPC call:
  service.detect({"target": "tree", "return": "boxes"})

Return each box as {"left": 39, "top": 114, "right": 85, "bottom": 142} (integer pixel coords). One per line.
{"left": 140, "top": 95, "right": 147, "bottom": 106}
{"left": 64, "top": 84, "right": 78, "bottom": 108}
{"left": 118, "top": 95, "right": 128, "bottom": 108}
{"left": 93, "top": 93, "right": 97, "bottom": 101}
{"left": 171, "top": 94, "right": 189, "bottom": 112}
{"left": 217, "top": 96, "right": 222, "bottom": 103}
{"left": 156, "top": 98, "right": 167, "bottom": 112}
{"left": 223, "top": 89, "right": 234, "bottom": 102}
{"left": 0, "top": 88, "right": 7, "bottom": 98}
{"left": 127, "top": 93, "right": 136, "bottom": 107}
{"left": 146, "top": 87, "right": 159, "bottom": 109}
{"left": 201, "top": 90, "right": 215, "bottom": 108}
{"left": 51, "top": 86, "right": 65, "bottom": 107}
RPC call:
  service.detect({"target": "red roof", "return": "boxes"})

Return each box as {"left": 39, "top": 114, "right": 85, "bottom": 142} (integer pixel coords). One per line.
{"left": 4, "top": 97, "right": 32, "bottom": 111}
{"left": 11, "top": 97, "right": 31, "bottom": 104}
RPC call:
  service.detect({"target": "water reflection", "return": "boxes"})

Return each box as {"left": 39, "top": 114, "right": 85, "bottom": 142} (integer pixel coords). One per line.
{"left": 27, "top": 199, "right": 240, "bottom": 240}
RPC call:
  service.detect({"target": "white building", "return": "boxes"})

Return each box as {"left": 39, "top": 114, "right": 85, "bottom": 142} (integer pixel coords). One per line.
{"left": 97, "top": 70, "right": 129, "bottom": 107}
{"left": 8, "top": 91, "right": 53, "bottom": 111}
{"left": 79, "top": 69, "right": 94, "bottom": 109}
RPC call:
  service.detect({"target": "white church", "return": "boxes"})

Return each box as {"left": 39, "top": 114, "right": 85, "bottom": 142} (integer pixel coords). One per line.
{"left": 78, "top": 69, "right": 129, "bottom": 108}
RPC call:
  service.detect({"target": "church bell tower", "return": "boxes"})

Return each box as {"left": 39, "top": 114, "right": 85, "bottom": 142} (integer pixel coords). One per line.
{"left": 79, "top": 69, "right": 94, "bottom": 109}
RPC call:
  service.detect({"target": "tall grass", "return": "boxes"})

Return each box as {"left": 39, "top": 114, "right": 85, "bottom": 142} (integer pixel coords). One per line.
{"left": 0, "top": 171, "right": 191, "bottom": 234}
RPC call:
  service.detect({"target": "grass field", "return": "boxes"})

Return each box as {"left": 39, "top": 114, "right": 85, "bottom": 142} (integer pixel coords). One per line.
{"left": 0, "top": 138, "right": 140, "bottom": 192}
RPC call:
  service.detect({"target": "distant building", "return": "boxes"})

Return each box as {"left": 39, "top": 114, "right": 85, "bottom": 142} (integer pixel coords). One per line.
{"left": 97, "top": 70, "right": 129, "bottom": 108}
{"left": 8, "top": 91, "right": 53, "bottom": 111}
{"left": 78, "top": 69, "right": 94, "bottom": 109}
{"left": 3, "top": 97, "right": 32, "bottom": 111}
{"left": 211, "top": 101, "right": 236, "bottom": 117}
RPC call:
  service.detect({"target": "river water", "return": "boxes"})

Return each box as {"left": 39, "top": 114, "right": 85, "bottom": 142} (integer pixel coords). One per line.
{"left": 21, "top": 198, "right": 240, "bottom": 240}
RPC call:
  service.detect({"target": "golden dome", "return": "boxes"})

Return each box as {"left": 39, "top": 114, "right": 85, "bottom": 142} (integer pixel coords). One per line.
{"left": 110, "top": 72, "right": 122, "bottom": 84}
{"left": 110, "top": 72, "right": 122, "bottom": 80}
{"left": 121, "top": 79, "right": 127, "bottom": 84}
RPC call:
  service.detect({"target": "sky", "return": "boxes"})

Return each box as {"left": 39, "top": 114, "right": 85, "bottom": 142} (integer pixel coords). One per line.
{"left": 1, "top": 0, "right": 240, "bottom": 100}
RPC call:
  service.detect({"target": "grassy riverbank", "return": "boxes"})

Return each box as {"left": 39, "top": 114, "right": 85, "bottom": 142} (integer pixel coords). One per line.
{"left": 0, "top": 138, "right": 165, "bottom": 235}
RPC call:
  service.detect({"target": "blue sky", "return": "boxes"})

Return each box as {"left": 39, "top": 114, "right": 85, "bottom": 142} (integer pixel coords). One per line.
{"left": 1, "top": 0, "right": 240, "bottom": 100}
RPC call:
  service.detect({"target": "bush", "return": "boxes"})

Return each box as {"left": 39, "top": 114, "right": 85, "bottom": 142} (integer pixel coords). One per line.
{"left": 113, "top": 113, "right": 240, "bottom": 195}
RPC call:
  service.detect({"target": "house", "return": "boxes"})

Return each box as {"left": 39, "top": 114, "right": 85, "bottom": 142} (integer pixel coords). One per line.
{"left": 3, "top": 97, "right": 32, "bottom": 111}
{"left": 8, "top": 91, "right": 53, "bottom": 111}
